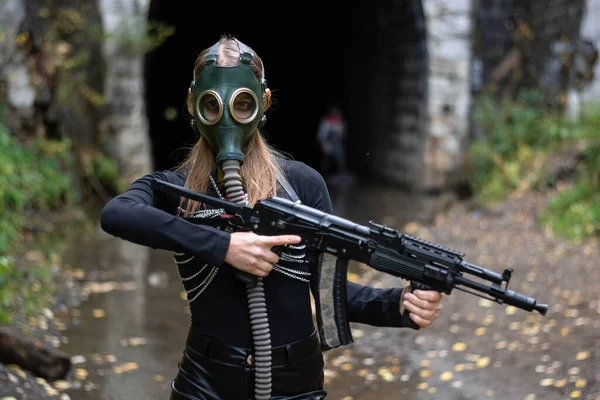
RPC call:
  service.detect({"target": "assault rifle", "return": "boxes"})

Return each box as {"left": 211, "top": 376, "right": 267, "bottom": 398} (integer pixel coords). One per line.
{"left": 152, "top": 179, "right": 548, "bottom": 328}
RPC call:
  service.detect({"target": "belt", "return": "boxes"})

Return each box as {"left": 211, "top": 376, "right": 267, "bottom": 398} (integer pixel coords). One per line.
{"left": 185, "top": 327, "right": 321, "bottom": 368}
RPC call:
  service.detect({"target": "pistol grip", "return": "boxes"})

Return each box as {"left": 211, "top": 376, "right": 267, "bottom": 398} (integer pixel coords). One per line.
{"left": 402, "top": 281, "right": 435, "bottom": 330}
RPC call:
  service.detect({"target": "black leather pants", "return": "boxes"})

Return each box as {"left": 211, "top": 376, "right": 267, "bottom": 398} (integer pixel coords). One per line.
{"left": 170, "top": 327, "right": 327, "bottom": 400}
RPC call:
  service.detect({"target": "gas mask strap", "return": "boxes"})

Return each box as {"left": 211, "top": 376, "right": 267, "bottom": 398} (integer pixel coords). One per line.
{"left": 233, "top": 39, "right": 267, "bottom": 92}
{"left": 191, "top": 41, "right": 221, "bottom": 94}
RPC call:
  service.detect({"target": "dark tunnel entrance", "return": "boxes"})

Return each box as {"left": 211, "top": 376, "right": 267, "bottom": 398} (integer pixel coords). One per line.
{"left": 144, "top": 1, "right": 429, "bottom": 187}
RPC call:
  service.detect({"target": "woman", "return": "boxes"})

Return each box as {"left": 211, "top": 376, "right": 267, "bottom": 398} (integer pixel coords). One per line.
{"left": 100, "top": 36, "right": 443, "bottom": 400}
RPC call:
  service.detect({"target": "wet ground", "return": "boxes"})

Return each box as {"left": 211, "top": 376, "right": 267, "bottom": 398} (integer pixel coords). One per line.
{"left": 6, "top": 178, "right": 599, "bottom": 400}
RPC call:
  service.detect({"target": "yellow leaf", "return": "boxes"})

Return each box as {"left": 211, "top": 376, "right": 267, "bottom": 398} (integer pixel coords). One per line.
{"left": 476, "top": 357, "right": 490, "bottom": 368}
{"left": 475, "top": 327, "right": 487, "bottom": 336}
{"left": 129, "top": 337, "right": 148, "bottom": 347}
{"left": 123, "top": 362, "right": 139, "bottom": 371}
{"left": 451, "top": 342, "right": 467, "bottom": 352}
{"left": 553, "top": 379, "right": 567, "bottom": 388}
{"left": 575, "top": 351, "right": 589, "bottom": 361}
{"left": 419, "top": 369, "right": 432, "bottom": 378}
{"left": 53, "top": 380, "right": 71, "bottom": 390}
{"left": 92, "top": 309, "right": 105, "bottom": 318}
{"left": 440, "top": 371, "right": 453, "bottom": 381}
{"left": 495, "top": 341, "right": 507, "bottom": 350}
{"left": 153, "top": 375, "right": 165, "bottom": 382}
{"left": 540, "top": 378, "right": 554, "bottom": 387}
{"left": 574, "top": 379, "right": 586, "bottom": 388}
{"left": 569, "top": 390, "right": 581, "bottom": 398}
{"left": 505, "top": 306, "right": 517, "bottom": 315}
{"left": 478, "top": 298, "right": 493, "bottom": 307}
{"left": 74, "top": 368, "right": 88, "bottom": 380}
{"left": 340, "top": 363, "right": 353, "bottom": 371}
{"left": 8, "top": 366, "right": 26, "bottom": 380}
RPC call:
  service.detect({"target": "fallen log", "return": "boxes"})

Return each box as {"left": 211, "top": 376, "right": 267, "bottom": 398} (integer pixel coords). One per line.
{"left": 0, "top": 327, "right": 71, "bottom": 380}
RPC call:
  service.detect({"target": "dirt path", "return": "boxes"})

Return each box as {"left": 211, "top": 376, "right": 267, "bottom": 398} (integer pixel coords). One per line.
{"left": 324, "top": 189, "right": 599, "bottom": 400}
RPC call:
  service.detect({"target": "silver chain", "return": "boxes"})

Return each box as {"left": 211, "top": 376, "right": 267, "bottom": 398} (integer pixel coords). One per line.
{"left": 210, "top": 173, "right": 310, "bottom": 282}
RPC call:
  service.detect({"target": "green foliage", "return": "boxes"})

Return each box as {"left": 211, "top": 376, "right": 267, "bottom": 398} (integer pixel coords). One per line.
{"left": 106, "top": 19, "right": 176, "bottom": 55}
{"left": 80, "top": 150, "right": 126, "bottom": 194}
{"left": 0, "top": 119, "right": 75, "bottom": 255}
{"left": 469, "top": 90, "right": 576, "bottom": 203}
{"left": 468, "top": 90, "right": 600, "bottom": 241}
{"left": 540, "top": 106, "right": 600, "bottom": 242}
{"left": 541, "top": 180, "right": 600, "bottom": 242}
{"left": 0, "top": 255, "right": 55, "bottom": 325}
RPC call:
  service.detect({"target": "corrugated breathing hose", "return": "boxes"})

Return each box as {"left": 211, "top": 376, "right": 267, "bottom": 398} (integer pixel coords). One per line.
{"left": 222, "top": 159, "right": 272, "bottom": 400}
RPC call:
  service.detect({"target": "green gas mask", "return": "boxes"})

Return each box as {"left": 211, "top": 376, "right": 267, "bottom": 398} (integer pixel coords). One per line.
{"left": 190, "top": 39, "right": 267, "bottom": 164}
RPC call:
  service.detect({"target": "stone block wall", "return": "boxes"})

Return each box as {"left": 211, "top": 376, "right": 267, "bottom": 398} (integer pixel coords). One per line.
{"left": 98, "top": 0, "right": 152, "bottom": 186}
{"left": 579, "top": 0, "right": 600, "bottom": 105}
{"left": 422, "top": 0, "right": 473, "bottom": 190}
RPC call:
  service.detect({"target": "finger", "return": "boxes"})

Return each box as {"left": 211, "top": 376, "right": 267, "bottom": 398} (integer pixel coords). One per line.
{"left": 263, "top": 251, "right": 279, "bottom": 265}
{"left": 259, "top": 260, "right": 274, "bottom": 274}
{"left": 403, "top": 300, "right": 438, "bottom": 320}
{"left": 409, "top": 312, "right": 432, "bottom": 329}
{"left": 413, "top": 290, "right": 444, "bottom": 303}
{"left": 405, "top": 292, "right": 442, "bottom": 311}
{"left": 261, "top": 235, "right": 302, "bottom": 246}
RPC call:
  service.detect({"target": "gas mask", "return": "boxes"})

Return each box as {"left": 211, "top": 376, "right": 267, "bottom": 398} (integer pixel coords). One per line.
{"left": 190, "top": 39, "right": 267, "bottom": 164}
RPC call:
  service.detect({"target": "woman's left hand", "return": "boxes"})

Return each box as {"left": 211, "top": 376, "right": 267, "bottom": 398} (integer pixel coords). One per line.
{"left": 400, "top": 284, "right": 444, "bottom": 328}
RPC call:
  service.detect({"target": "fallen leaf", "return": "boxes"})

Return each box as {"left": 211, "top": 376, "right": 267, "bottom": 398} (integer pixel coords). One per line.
{"left": 553, "top": 379, "right": 567, "bottom": 388}
{"left": 451, "top": 342, "right": 467, "bottom": 352}
{"left": 340, "top": 363, "right": 353, "bottom": 371}
{"left": 574, "top": 378, "right": 586, "bottom": 388}
{"left": 440, "top": 371, "right": 453, "bottom": 381}
{"left": 476, "top": 357, "right": 490, "bottom": 368}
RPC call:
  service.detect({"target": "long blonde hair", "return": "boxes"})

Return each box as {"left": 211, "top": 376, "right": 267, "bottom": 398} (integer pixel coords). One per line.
{"left": 177, "top": 36, "right": 288, "bottom": 213}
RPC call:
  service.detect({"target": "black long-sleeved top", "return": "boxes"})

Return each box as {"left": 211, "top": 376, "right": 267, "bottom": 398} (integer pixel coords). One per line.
{"left": 100, "top": 160, "right": 405, "bottom": 348}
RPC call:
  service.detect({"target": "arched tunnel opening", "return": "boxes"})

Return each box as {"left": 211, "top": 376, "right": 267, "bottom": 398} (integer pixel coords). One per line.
{"left": 144, "top": 1, "right": 429, "bottom": 188}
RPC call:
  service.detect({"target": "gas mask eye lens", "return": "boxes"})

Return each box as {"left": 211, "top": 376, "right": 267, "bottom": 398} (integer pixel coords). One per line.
{"left": 229, "top": 88, "right": 259, "bottom": 124}
{"left": 195, "top": 90, "right": 223, "bottom": 125}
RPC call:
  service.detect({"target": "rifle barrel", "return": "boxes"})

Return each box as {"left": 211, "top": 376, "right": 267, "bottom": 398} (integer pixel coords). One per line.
{"left": 455, "top": 275, "right": 547, "bottom": 315}
{"left": 151, "top": 179, "right": 244, "bottom": 214}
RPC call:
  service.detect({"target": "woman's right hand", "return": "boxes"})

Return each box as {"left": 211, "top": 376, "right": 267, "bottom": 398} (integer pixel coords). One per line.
{"left": 224, "top": 232, "right": 302, "bottom": 277}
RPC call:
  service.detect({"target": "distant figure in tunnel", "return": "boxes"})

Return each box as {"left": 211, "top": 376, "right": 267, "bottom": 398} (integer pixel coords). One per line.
{"left": 317, "top": 104, "right": 348, "bottom": 180}
{"left": 100, "top": 35, "right": 444, "bottom": 400}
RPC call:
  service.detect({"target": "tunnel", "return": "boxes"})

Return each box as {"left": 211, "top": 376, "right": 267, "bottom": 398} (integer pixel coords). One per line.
{"left": 144, "top": 1, "right": 429, "bottom": 188}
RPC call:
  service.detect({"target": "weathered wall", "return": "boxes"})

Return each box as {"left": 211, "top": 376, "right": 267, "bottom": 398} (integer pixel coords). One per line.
{"left": 344, "top": 0, "right": 429, "bottom": 190}
{"left": 579, "top": 0, "right": 600, "bottom": 105}
{"left": 422, "top": 0, "right": 473, "bottom": 190}
{"left": 98, "top": 0, "right": 152, "bottom": 186}
{"left": 0, "top": 0, "right": 111, "bottom": 195}
{"left": 0, "top": 0, "right": 38, "bottom": 132}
